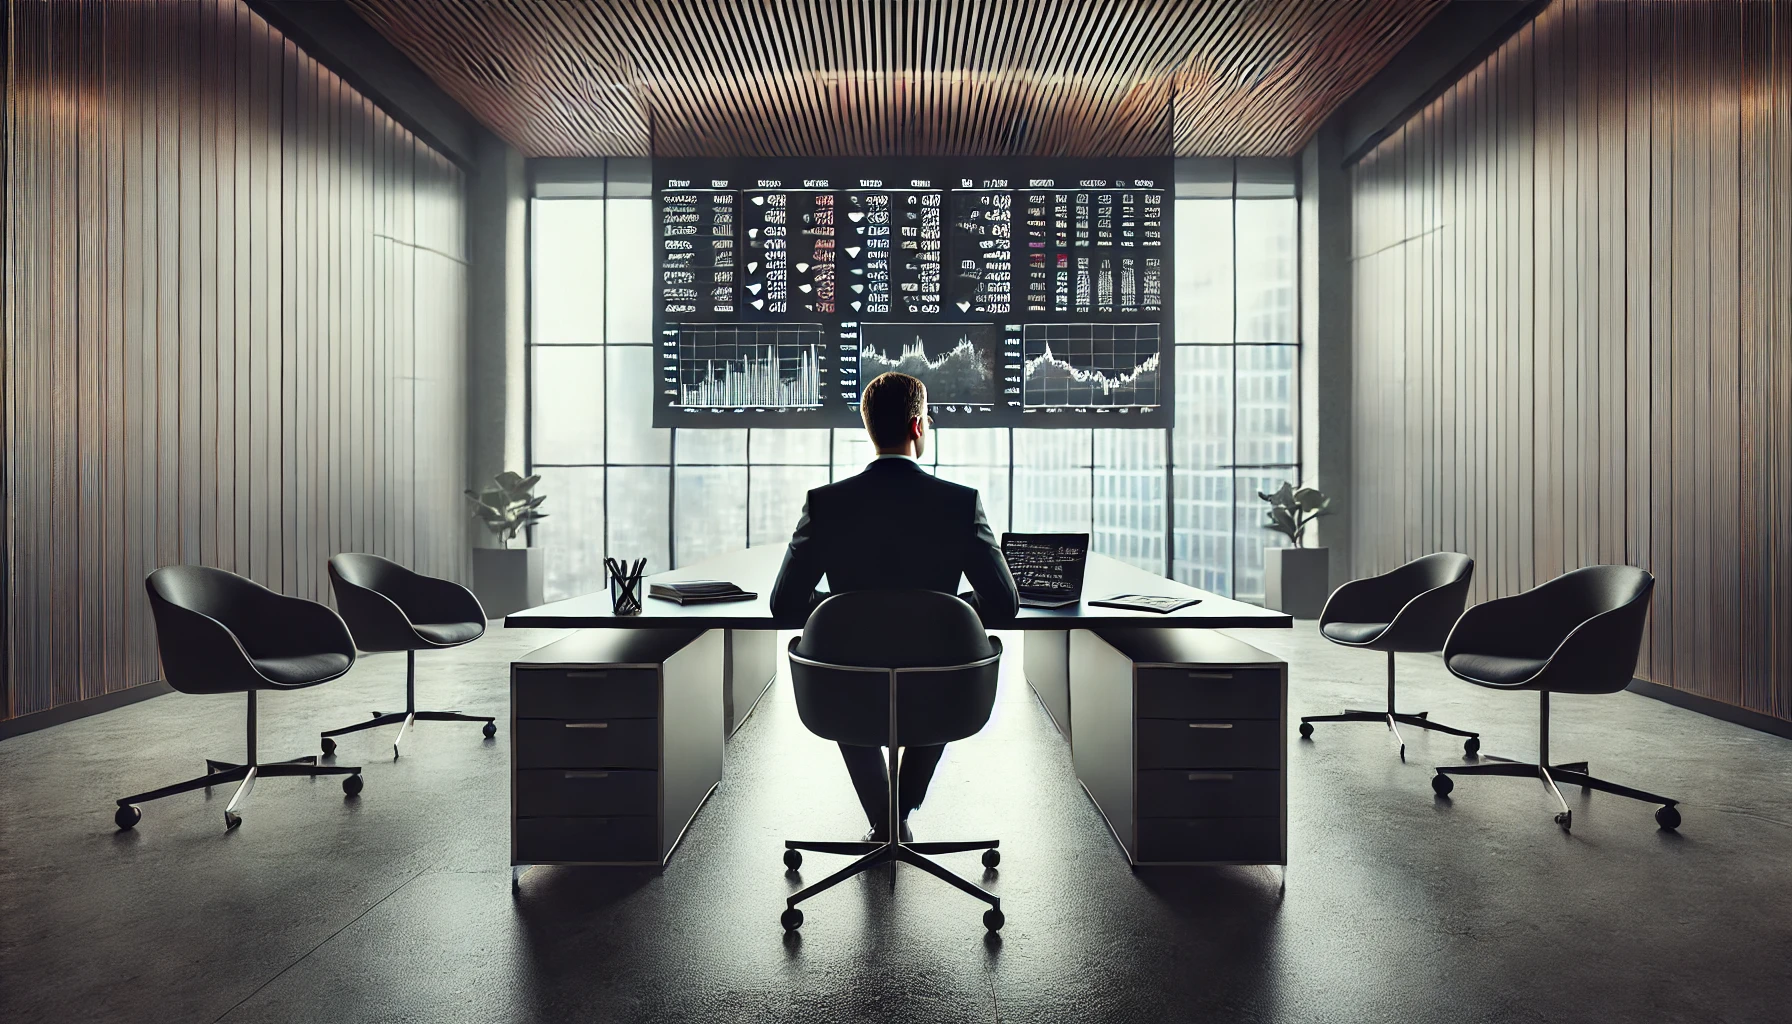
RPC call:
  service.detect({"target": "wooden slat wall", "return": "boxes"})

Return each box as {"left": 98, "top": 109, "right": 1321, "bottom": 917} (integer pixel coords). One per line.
{"left": 1350, "top": 0, "right": 1792, "bottom": 721}
{"left": 1, "top": 0, "right": 470, "bottom": 722}
{"left": 345, "top": 0, "right": 1447, "bottom": 159}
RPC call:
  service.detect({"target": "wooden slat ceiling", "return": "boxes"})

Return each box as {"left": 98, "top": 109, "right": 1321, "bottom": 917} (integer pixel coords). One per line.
{"left": 345, "top": 0, "right": 1449, "bottom": 158}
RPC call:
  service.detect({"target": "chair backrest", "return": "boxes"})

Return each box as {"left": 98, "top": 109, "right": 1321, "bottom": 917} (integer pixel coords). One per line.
{"left": 329, "top": 552, "right": 411, "bottom": 594}
{"left": 1527, "top": 565, "right": 1655, "bottom": 693}
{"left": 144, "top": 565, "right": 274, "bottom": 694}
{"left": 1496, "top": 565, "right": 1653, "bottom": 652}
{"left": 790, "top": 590, "right": 1001, "bottom": 748}
{"left": 1545, "top": 564, "right": 1654, "bottom": 620}
{"left": 329, "top": 553, "right": 424, "bottom": 652}
{"left": 145, "top": 564, "right": 270, "bottom": 641}
{"left": 1387, "top": 551, "right": 1474, "bottom": 594}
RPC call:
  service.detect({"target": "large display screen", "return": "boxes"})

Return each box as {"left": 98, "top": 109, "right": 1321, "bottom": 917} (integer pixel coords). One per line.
{"left": 653, "top": 157, "right": 1172, "bottom": 427}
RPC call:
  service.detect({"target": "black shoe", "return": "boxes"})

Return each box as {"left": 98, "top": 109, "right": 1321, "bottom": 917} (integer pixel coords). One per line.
{"left": 863, "top": 825, "right": 888, "bottom": 843}
{"left": 899, "top": 820, "right": 914, "bottom": 843}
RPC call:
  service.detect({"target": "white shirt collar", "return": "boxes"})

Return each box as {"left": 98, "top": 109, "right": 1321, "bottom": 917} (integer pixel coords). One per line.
{"left": 874, "top": 453, "right": 920, "bottom": 464}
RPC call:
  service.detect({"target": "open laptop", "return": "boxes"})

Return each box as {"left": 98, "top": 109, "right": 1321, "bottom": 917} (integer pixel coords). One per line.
{"left": 1001, "top": 533, "right": 1090, "bottom": 609}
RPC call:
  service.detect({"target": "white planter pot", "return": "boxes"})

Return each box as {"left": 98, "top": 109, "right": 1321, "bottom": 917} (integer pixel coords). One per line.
{"left": 1264, "top": 546, "right": 1329, "bottom": 619}
{"left": 472, "top": 547, "right": 545, "bottom": 619}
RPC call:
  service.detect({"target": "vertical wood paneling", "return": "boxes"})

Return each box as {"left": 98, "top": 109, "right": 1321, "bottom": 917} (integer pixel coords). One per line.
{"left": 1350, "top": 0, "right": 1792, "bottom": 722}
{"left": 2, "top": 0, "right": 469, "bottom": 721}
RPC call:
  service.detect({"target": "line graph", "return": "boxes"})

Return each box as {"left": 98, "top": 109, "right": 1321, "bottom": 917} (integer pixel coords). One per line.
{"left": 676, "top": 324, "right": 824, "bottom": 408}
{"left": 1021, "top": 323, "right": 1161, "bottom": 408}
{"left": 859, "top": 323, "right": 997, "bottom": 405}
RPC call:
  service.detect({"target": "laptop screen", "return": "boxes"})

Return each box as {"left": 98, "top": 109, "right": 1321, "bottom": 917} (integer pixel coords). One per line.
{"left": 1001, "top": 533, "right": 1090, "bottom": 595}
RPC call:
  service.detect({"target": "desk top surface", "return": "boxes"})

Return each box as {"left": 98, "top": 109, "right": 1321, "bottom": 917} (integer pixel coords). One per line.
{"left": 504, "top": 547, "right": 1292, "bottom": 631}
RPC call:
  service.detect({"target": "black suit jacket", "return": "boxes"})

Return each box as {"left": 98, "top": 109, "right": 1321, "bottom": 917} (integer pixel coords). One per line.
{"left": 769, "top": 457, "right": 1020, "bottom": 625}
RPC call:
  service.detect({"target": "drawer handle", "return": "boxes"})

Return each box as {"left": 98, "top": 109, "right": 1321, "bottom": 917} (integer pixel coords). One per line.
{"left": 1187, "top": 722, "right": 1234, "bottom": 729}
{"left": 567, "top": 671, "right": 609, "bottom": 679}
{"left": 563, "top": 771, "right": 611, "bottom": 779}
{"left": 564, "top": 721, "right": 610, "bottom": 729}
{"left": 1186, "top": 772, "right": 1235, "bottom": 782}
{"left": 1186, "top": 671, "right": 1234, "bottom": 680}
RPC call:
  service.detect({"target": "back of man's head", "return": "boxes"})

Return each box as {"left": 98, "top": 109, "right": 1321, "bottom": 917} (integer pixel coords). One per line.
{"left": 860, "top": 372, "right": 927, "bottom": 451}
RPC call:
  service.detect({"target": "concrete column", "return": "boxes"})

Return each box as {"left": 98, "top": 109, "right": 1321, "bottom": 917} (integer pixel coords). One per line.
{"left": 465, "top": 129, "right": 527, "bottom": 549}
{"left": 1299, "top": 121, "right": 1353, "bottom": 583}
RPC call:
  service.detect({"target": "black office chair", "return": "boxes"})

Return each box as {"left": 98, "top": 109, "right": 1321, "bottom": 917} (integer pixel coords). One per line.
{"left": 1300, "top": 552, "right": 1481, "bottom": 760}
{"left": 780, "top": 591, "right": 1006, "bottom": 933}
{"left": 319, "top": 553, "right": 493, "bottom": 759}
{"left": 119, "top": 566, "right": 366, "bottom": 832}
{"left": 1430, "top": 565, "right": 1677, "bottom": 831}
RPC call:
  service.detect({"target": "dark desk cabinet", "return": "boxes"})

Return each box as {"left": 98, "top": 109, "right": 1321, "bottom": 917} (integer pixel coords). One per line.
{"left": 1070, "top": 628, "right": 1287, "bottom": 867}
{"left": 511, "top": 628, "right": 723, "bottom": 880}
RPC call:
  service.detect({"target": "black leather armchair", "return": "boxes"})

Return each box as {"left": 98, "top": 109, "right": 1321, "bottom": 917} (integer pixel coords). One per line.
{"left": 1300, "top": 552, "right": 1481, "bottom": 760}
{"left": 320, "top": 554, "right": 492, "bottom": 759}
{"left": 779, "top": 591, "right": 1006, "bottom": 933}
{"left": 118, "top": 566, "right": 365, "bottom": 832}
{"left": 1429, "top": 565, "right": 1677, "bottom": 831}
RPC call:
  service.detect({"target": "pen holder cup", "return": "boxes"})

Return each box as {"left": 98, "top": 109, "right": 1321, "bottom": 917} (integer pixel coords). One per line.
{"left": 609, "top": 565, "right": 645, "bottom": 616}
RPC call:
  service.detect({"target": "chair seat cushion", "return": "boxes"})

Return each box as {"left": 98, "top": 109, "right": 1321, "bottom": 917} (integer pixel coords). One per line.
{"left": 253, "top": 652, "right": 353, "bottom": 685}
{"left": 414, "top": 620, "right": 483, "bottom": 646}
{"left": 1320, "top": 621, "right": 1390, "bottom": 645}
{"left": 1448, "top": 652, "right": 1548, "bottom": 686}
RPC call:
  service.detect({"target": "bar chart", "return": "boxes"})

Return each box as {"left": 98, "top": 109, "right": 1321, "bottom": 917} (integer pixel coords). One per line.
{"left": 676, "top": 324, "right": 825, "bottom": 408}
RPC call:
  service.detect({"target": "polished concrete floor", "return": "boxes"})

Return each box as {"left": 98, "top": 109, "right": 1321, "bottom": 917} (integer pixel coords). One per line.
{"left": 2, "top": 622, "right": 1790, "bottom": 1024}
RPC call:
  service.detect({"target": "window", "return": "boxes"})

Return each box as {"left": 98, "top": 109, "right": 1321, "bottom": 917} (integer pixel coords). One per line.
{"left": 527, "top": 160, "right": 1300, "bottom": 603}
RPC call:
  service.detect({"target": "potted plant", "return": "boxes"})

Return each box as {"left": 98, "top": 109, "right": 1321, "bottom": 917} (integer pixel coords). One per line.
{"left": 466, "top": 471, "right": 548, "bottom": 618}
{"left": 1259, "top": 481, "right": 1332, "bottom": 618}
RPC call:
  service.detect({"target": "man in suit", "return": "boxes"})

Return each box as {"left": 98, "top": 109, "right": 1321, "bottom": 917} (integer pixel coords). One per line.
{"left": 770, "top": 371, "right": 1019, "bottom": 841}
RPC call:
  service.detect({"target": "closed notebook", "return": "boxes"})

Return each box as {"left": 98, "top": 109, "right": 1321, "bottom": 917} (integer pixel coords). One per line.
{"left": 648, "top": 580, "right": 758, "bottom": 605}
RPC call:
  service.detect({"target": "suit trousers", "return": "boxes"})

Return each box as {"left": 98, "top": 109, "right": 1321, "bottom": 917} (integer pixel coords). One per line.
{"left": 837, "top": 742, "right": 946, "bottom": 830}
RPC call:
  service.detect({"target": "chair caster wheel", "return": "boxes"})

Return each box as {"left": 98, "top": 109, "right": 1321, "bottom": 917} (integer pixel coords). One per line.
{"left": 482, "top": 721, "right": 497, "bottom": 739}
{"left": 115, "top": 804, "right": 141, "bottom": 830}
{"left": 1555, "top": 811, "right": 1572, "bottom": 830}
{"left": 1655, "top": 804, "right": 1680, "bottom": 830}
{"left": 984, "top": 908, "right": 1005, "bottom": 932}
{"left": 1298, "top": 721, "right": 1314, "bottom": 738}
{"left": 1431, "top": 773, "right": 1454, "bottom": 796}
{"left": 783, "top": 849, "right": 802, "bottom": 870}
{"left": 224, "top": 811, "right": 242, "bottom": 831}
{"left": 343, "top": 773, "right": 364, "bottom": 796}
{"left": 780, "top": 907, "right": 803, "bottom": 931}
{"left": 321, "top": 736, "right": 337, "bottom": 757}
{"left": 1464, "top": 735, "right": 1480, "bottom": 754}
{"left": 982, "top": 848, "right": 1001, "bottom": 868}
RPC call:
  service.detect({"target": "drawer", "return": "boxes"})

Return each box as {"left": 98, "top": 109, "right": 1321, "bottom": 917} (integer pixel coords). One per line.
{"left": 515, "top": 718, "right": 660, "bottom": 770}
{"left": 515, "top": 768, "right": 658, "bottom": 818}
{"left": 1137, "top": 769, "right": 1280, "bottom": 818}
{"left": 1136, "top": 667, "right": 1280, "bottom": 720}
{"left": 1136, "top": 719, "right": 1281, "bottom": 770}
{"left": 1136, "top": 816, "right": 1282, "bottom": 864}
{"left": 515, "top": 815, "right": 658, "bottom": 864}
{"left": 514, "top": 668, "right": 659, "bottom": 719}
